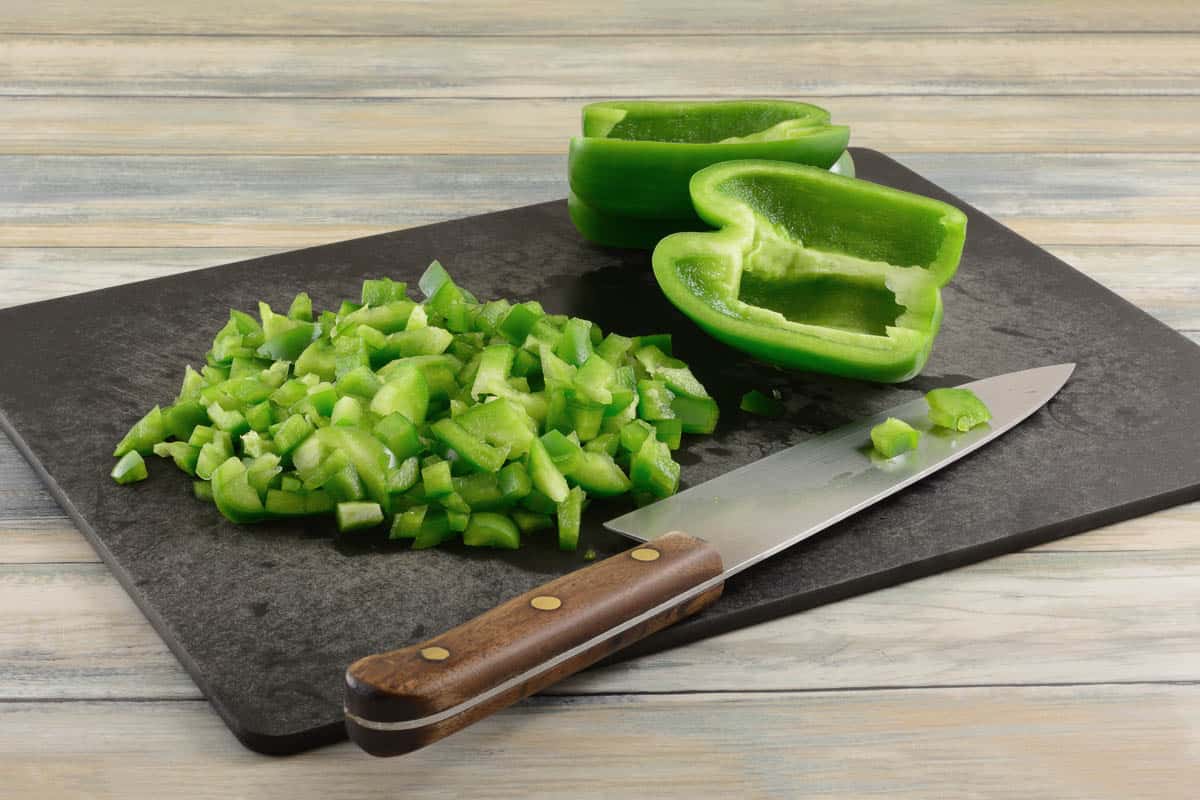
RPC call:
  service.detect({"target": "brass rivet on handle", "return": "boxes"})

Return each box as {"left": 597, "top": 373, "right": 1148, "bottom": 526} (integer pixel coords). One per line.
{"left": 530, "top": 595, "right": 562, "bottom": 611}
{"left": 420, "top": 646, "right": 450, "bottom": 662}
{"left": 631, "top": 548, "right": 660, "bottom": 562}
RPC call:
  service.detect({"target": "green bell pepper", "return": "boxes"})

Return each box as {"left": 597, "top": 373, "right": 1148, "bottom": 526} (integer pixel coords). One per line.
{"left": 568, "top": 100, "right": 850, "bottom": 248}
{"left": 870, "top": 417, "right": 920, "bottom": 458}
{"left": 111, "top": 451, "right": 148, "bottom": 484}
{"left": 652, "top": 160, "right": 967, "bottom": 383}
{"left": 926, "top": 388, "right": 991, "bottom": 432}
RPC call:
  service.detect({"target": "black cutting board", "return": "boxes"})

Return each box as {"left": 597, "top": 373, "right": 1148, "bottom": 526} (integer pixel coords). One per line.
{"left": 3, "top": 149, "right": 1199, "bottom": 755}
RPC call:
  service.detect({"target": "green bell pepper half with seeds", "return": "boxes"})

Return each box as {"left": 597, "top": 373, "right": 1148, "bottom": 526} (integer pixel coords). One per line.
{"left": 652, "top": 159, "right": 967, "bottom": 383}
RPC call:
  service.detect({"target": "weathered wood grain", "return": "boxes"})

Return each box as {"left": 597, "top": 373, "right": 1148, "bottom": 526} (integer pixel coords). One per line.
{"left": 5, "top": 96, "right": 1200, "bottom": 155}
{"left": 2, "top": 35, "right": 1197, "bottom": 98}
{"left": 4, "top": 686, "right": 1197, "bottom": 799}
{"left": 4, "top": 548, "right": 1196, "bottom": 701}
{"left": 2, "top": 154, "right": 1197, "bottom": 248}
{"left": 4, "top": 1, "right": 1197, "bottom": 36}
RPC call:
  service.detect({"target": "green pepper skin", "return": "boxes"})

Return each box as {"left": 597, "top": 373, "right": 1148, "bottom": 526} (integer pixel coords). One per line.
{"left": 652, "top": 160, "right": 967, "bottom": 383}
{"left": 568, "top": 100, "right": 849, "bottom": 248}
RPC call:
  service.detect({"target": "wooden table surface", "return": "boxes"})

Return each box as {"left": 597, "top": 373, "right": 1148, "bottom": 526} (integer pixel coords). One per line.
{"left": 2, "top": 3, "right": 1198, "bottom": 797}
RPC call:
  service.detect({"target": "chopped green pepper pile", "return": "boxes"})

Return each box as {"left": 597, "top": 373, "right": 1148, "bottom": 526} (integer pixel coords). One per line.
{"left": 111, "top": 262, "right": 718, "bottom": 551}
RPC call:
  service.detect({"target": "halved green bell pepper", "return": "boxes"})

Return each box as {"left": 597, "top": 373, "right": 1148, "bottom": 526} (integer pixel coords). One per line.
{"left": 568, "top": 100, "right": 850, "bottom": 248}
{"left": 652, "top": 160, "right": 967, "bottom": 383}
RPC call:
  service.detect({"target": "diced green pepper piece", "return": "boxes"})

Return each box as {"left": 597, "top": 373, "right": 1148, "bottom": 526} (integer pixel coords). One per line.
{"left": 567, "top": 451, "right": 632, "bottom": 497}
{"left": 497, "top": 462, "right": 532, "bottom": 505}
{"left": 474, "top": 299, "right": 512, "bottom": 334}
{"left": 556, "top": 486, "right": 585, "bottom": 551}
{"left": 111, "top": 451, "right": 148, "bottom": 484}
{"left": 451, "top": 473, "right": 504, "bottom": 510}
{"left": 636, "top": 380, "right": 675, "bottom": 422}
{"left": 270, "top": 378, "right": 308, "bottom": 408}
{"left": 390, "top": 504, "right": 427, "bottom": 539}
{"left": 422, "top": 459, "right": 454, "bottom": 499}
{"left": 294, "top": 338, "right": 336, "bottom": 381}
{"left": 630, "top": 435, "right": 680, "bottom": 499}
{"left": 178, "top": 365, "right": 206, "bottom": 402}
{"left": 595, "top": 333, "right": 634, "bottom": 365}
{"left": 192, "top": 480, "right": 214, "bottom": 502}
{"left": 264, "top": 489, "right": 307, "bottom": 516}
{"left": 670, "top": 394, "right": 719, "bottom": 434}
{"left": 555, "top": 318, "right": 594, "bottom": 367}
{"left": 619, "top": 419, "right": 655, "bottom": 453}
{"left": 497, "top": 301, "right": 544, "bottom": 345}
{"left": 418, "top": 260, "right": 453, "bottom": 299}
{"left": 926, "top": 388, "right": 992, "bottom": 432}
{"left": 336, "top": 501, "right": 384, "bottom": 532}
{"left": 187, "top": 424, "right": 215, "bottom": 447}
{"left": 568, "top": 399, "right": 605, "bottom": 441}
{"left": 210, "top": 457, "right": 266, "bottom": 523}
{"left": 338, "top": 300, "right": 416, "bottom": 336}
{"left": 457, "top": 397, "right": 536, "bottom": 459}
{"left": 153, "top": 441, "right": 201, "bottom": 475}
{"left": 287, "top": 291, "right": 313, "bottom": 322}
{"left": 870, "top": 417, "right": 920, "bottom": 458}
{"left": 337, "top": 365, "right": 382, "bottom": 399}
{"left": 430, "top": 418, "right": 509, "bottom": 473}
{"left": 462, "top": 512, "right": 520, "bottom": 550}
{"left": 361, "top": 277, "right": 408, "bottom": 307}
{"left": 740, "top": 389, "right": 784, "bottom": 418}
{"left": 584, "top": 432, "right": 620, "bottom": 457}
{"left": 652, "top": 419, "right": 683, "bottom": 450}
{"left": 411, "top": 508, "right": 455, "bottom": 549}
{"left": 204, "top": 402, "right": 248, "bottom": 436}
{"left": 113, "top": 405, "right": 166, "bottom": 457}
{"left": 257, "top": 321, "right": 316, "bottom": 362}
{"left": 471, "top": 344, "right": 516, "bottom": 399}
{"left": 244, "top": 400, "right": 273, "bottom": 433}
{"left": 445, "top": 507, "right": 471, "bottom": 533}
{"left": 527, "top": 437, "right": 569, "bottom": 504}
{"left": 195, "top": 430, "right": 234, "bottom": 481}
{"left": 369, "top": 363, "right": 430, "bottom": 425}
{"left": 387, "top": 456, "right": 421, "bottom": 494}
{"left": 331, "top": 395, "right": 363, "bottom": 427}
{"left": 245, "top": 454, "right": 283, "bottom": 499}
{"left": 372, "top": 412, "right": 422, "bottom": 461}
{"left": 161, "top": 401, "right": 208, "bottom": 442}
{"left": 540, "top": 429, "right": 583, "bottom": 474}
{"left": 273, "top": 414, "right": 314, "bottom": 456}
{"left": 573, "top": 354, "right": 615, "bottom": 405}
{"left": 634, "top": 345, "right": 710, "bottom": 399}
{"left": 512, "top": 509, "right": 553, "bottom": 534}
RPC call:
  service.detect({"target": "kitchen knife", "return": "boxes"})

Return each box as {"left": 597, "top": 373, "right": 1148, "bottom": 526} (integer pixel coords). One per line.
{"left": 344, "top": 363, "right": 1074, "bottom": 756}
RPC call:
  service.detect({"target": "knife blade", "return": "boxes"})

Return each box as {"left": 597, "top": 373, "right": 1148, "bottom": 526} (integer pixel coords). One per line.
{"left": 344, "top": 363, "right": 1074, "bottom": 756}
{"left": 605, "top": 362, "right": 1077, "bottom": 578}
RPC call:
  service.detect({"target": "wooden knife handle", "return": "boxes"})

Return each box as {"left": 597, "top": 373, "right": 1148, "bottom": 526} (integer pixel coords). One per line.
{"left": 344, "top": 531, "right": 724, "bottom": 757}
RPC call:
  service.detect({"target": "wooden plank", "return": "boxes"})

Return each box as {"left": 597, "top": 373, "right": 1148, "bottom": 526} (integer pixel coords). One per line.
{"left": 0, "top": 519, "right": 97, "bottom": 564}
{"left": 1, "top": 154, "right": 1197, "bottom": 248}
{"left": 4, "top": 96, "right": 1200, "bottom": 155}
{"left": 2, "top": 686, "right": 1197, "bottom": 798}
{"left": 4, "top": 1, "right": 1197, "bottom": 36}
{"left": 0, "top": 247, "right": 273, "bottom": 308}
{"left": 3, "top": 548, "right": 1195, "bottom": 700}
{"left": 2, "top": 35, "right": 1198, "bottom": 98}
